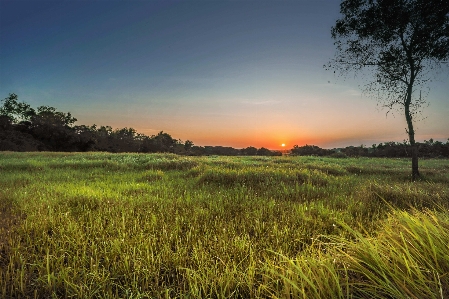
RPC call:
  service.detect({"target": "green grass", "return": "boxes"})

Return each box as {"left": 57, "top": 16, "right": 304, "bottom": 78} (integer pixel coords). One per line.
{"left": 1, "top": 152, "right": 448, "bottom": 298}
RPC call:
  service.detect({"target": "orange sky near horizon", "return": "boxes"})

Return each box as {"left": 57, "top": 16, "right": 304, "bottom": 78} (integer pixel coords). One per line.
{"left": 2, "top": 1, "right": 448, "bottom": 150}
{"left": 70, "top": 84, "right": 448, "bottom": 151}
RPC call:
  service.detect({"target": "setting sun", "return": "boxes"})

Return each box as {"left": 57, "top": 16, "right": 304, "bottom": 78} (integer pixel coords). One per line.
{"left": 281, "top": 144, "right": 286, "bottom": 147}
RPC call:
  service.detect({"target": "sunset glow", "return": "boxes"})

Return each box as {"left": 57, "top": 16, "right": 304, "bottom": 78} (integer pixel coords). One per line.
{"left": 1, "top": 1, "right": 447, "bottom": 149}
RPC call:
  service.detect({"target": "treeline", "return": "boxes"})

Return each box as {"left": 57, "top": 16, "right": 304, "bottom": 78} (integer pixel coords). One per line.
{"left": 0, "top": 94, "right": 281, "bottom": 156}
{"left": 291, "top": 140, "right": 449, "bottom": 158}
{"left": 2, "top": 94, "right": 447, "bottom": 158}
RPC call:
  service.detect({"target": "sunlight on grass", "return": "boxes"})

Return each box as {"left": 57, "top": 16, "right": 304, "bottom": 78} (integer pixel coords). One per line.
{"left": 1, "top": 152, "right": 448, "bottom": 298}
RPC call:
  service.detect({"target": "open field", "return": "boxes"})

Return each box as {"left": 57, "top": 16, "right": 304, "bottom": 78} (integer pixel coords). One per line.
{"left": 1, "top": 152, "right": 449, "bottom": 298}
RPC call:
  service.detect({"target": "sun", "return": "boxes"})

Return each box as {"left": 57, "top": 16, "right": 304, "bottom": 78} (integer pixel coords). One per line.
{"left": 281, "top": 143, "right": 286, "bottom": 147}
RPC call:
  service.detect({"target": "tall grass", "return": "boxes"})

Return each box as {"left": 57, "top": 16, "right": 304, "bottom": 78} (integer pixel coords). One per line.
{"left": 1, "top": 152, "right": 448, "bottom": 298}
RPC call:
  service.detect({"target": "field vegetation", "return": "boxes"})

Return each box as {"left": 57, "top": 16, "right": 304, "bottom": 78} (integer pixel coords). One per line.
{"left": 1, "top": 152, "right": 449, "bottom": 298}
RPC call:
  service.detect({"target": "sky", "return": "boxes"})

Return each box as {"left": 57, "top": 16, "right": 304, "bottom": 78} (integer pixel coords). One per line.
{"left": 1, "top": 0, "right": 448, "bottom": 150}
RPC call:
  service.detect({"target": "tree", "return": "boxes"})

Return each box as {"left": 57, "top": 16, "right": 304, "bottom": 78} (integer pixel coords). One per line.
{"left": 241, "top": 146, "right": 258, "bottom": 156}
{"left": 27, "top": 105, "right": 78, "bottom": 151}
{"left": 34, "top": 105, "right": 77, "bottom": 127}
{"left": 328, "top": 0, "right": 449, "bottom": 180}
{"left": 184, "top": 140, "right": 194, "bottom": 151}
{"left": 257, "top": 147, "right": 274, "bottom": 156}
{"left": 73, "top": 124, "right": 98, "bottom": 152}
{"left": 0, "top": 93, "right": 36, "bottom": 123}
{"left": 147, "top": 131, "right": 178, "bottom": 153}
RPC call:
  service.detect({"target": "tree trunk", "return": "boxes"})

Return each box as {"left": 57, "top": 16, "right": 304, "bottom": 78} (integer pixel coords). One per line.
{"left": 410, "top": 142, "right": 419, "bottom": 180}
{"left": 405, "top": 85, "right": 420, "bottom": 181}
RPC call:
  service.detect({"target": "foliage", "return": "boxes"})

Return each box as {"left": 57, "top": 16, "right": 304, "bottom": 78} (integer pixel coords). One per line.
{"left": 0, "top": 93, "right": 36, "bottom": 123}
{"left": 0, "top": 94, "right": 281, "bottom": 156}
{"left": 1, "top": 153, "right": 449, "bottom": 298}
{"left": 291, "top": 144, "right": 333, "bottom": 156}
{"left": 290, "top": 141, "right": 449, "bottom": 159}
{"left": 328, "top": 0, "right": 449, "bottom": 180}
{"left": 3, "top": 94, "right": 445, "bottom": 158}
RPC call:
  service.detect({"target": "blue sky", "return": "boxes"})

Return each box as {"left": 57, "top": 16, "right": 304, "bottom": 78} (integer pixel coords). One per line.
{"left": 1, "top": 0, "right": 448, "bottom": 149}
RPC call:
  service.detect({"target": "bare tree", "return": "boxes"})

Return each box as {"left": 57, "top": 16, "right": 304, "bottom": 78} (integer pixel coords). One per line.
{"left": 327, "top": 0, "right": 449, "bottom": 180}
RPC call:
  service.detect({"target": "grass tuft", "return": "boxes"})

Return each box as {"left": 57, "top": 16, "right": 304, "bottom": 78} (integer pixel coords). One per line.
{"left": 1, "top": 152, "right": 448, "bottom": 298}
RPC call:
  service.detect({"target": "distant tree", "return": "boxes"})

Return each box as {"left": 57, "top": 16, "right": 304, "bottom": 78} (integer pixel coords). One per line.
{"left": 94, "top": 126, "right": 114, "bottom": 151}
{"left": 34, "top": 105, "right": 77, "bottom": 127}
{"left": 0, "top": 93, "right": 36, "bottom": 123}
{"left": 241, "top": 146, "right": 258, "bottom": 156}
{"left": 271, "top": 150, "right": 283, "bottom": 157}
{"left": 328, "top": 0, "right": 449, "bottom": 180}
{"left": 291, "top": 144, "right": 331, "bottom": 156}
{"left": 0, "top": 115, "right": 13, "bottom": 131}
{"left": 188, "top": 145, "right": 206, "bottom": 156}
{"left": 184, "top": 140, "right": 194, "bottom": 151}
{"left": 110, "top": 127, "right": 138, "bottom": 152}
{"left": 73, "top": 124, "right": 98, "bottom": 151}
{"left": 342, "top": 145, "right": 369, "bottom": 157}
{"left": 257, "top": 147, "right": 273, "bottom": 156}
{"left": 30, "top": 106, "right": 78, "bottom": 151}
{"left": 204, "top": 146, "right": 240, "bottom": 156}
{"left": 148, "top": 131, "right": 178, "bottom": 153}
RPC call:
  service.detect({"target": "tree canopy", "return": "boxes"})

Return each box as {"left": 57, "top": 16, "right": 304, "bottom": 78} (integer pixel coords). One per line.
{"left": 0, "top": 94, "right": 282, "bottom": 156}
{"left": 328, "top": 0, "right": 449, "bottom": 180}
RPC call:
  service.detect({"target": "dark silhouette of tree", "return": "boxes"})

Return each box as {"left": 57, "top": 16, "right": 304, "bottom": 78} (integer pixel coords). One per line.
{"left": 4, "top": 94, "right": 447, "bottom": 158}
{"left": 0, "top": 93, "right": 36, "bottom": 124}
{"left": 29, "top": 105, "right": 78, "bottom": 151}
{"left": 257, "top": 147, "right": 278, "bottom": 156}
{"left": 143, "top": 131, "right": 178, "bottom": 153}
{"left": 241, "top": 146, "right": 258, "bottom": 156}
{"left": 73, "top": 125, "right": 98, "bottom": 151}
{"left": 341, "top": 145, "right": 369, "bottom": 157}
{"left": 0, "top": 115, "right": 12, "bottom": 131}
{"left": 109, "top": 128, "right": 139, "bottom": 152}
{"left": 184, "top": 140, "right": 194, "bottom": 152}
{"left": 291, "top": 145, "right": 332, "bottom": 156}
{"left": 328, "top": 0, "right": 449, "bottom": 180}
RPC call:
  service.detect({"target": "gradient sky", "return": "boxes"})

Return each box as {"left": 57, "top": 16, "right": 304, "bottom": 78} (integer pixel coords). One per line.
{"left": 1, "top": 0, "right": 448, "bottom": 149}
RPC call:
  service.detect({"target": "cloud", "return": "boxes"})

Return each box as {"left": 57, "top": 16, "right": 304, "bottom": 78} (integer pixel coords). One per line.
{"left": 314, "top": 82, "right": 340, "bottom": 88}
{"left": 313, "top": 82, "right": 362, "bottom": 97}
{"left": 241, "top": 100, "right": 282, "bottom": 105}
{"left": 343, "top": 88, "right": 362, "bottom": 97}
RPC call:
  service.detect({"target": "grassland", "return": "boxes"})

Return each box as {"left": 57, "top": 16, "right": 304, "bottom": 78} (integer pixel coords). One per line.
{"left": 1, "top": 152, "right": 448, "bottom": 298}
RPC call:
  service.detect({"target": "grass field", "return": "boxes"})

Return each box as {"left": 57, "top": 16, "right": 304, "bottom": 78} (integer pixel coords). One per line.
{"left": 1, "top": 152, "right": 448, "bottom": 298}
